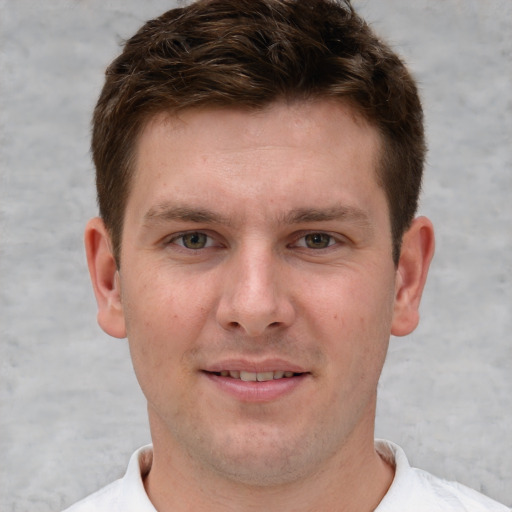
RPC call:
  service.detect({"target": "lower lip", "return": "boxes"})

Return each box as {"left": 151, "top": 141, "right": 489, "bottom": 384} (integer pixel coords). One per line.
{"left": 203, "top": 372, "right": 308, "bottom": 403}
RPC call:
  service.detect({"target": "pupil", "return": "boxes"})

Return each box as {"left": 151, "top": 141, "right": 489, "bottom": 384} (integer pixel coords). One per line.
{"left": 307, "top": 233, "right": 329, "bottom": 248}
{"left": 184, "top": 232, "right": 206, "bottom": 248}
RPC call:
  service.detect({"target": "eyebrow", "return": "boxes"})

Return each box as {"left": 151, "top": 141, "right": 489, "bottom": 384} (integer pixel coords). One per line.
{"left": 142, "top": 202, "right": 372, "bottom": 230}
{"left": 281, "top": 206, "right": 372, "bottom": 226}
{"left": 143, "top": 204, "right": 231, "bottom": 226}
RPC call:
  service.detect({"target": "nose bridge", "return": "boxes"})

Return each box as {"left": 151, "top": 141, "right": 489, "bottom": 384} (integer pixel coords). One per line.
{"left": 217, "top": 239, "right": 293, "bottom": 336}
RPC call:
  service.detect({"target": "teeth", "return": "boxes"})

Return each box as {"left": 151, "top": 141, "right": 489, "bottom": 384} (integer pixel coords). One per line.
{"left": 219, "top": 370, "right": 297, "bottom": 381}
{"left": 240, "top": 371, "right": 257, "bottom": 382}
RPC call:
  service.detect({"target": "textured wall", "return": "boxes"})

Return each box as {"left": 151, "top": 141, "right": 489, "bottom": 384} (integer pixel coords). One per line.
{"left": 1, "top": 1, "right": 510, "bottom": 510}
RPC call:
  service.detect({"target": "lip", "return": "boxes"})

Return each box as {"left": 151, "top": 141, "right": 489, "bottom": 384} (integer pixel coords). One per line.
{"left": 203, "top": 371, "right": 309, "bottom": 403}
{"left": 201, "top": 358, "right": 311, "bottom": 403}
{"left": 203, "top": 358, "right": 308, "bottom": 374}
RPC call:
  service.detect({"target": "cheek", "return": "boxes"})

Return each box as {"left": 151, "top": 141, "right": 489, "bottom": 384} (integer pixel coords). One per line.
{"left": 304, "top": 269, "right": 394, "bottom": 369}
{"left": 121, "top": 272, "right": 213, "bottom": 385}
{"left": 123, "top": 263, "right": 213, "bottom": 332}
{"left": 304, "top": 264, "right": 394, "bottom": 324}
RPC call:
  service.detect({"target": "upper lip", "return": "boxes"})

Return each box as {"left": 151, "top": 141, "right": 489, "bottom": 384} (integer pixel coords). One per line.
{"left": 203, "top": 358, "right": 309, "bottom": 374}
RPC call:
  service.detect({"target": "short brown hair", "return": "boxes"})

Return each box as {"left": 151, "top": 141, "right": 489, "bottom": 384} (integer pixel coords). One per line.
{"left": 92, "top": 0, "right": 425, "bottom": 265}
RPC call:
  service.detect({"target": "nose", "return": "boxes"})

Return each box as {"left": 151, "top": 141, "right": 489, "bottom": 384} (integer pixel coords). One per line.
{"left": 216, "top": 243, "right": 295, "bottom": 337}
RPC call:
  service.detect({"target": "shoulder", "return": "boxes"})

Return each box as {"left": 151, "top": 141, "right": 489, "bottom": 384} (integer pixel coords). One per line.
{"left": 62, "top": 445, "right": 155, "bottom": 512}
{"left": 375, "top": 440, "right": 510, "bottom": 512}
{"left": 62, "top": 479, "right": 123, "bottom": 512}
{"left": 408, "top": 467, "right": 511, "bottom": 511}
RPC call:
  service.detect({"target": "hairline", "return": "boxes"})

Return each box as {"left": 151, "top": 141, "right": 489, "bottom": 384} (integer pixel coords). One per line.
{"left": 109, "top": 96, "right": 398, "bottom": 267}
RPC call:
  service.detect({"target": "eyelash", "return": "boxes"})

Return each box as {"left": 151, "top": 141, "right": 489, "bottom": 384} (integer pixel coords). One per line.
{"left": 167, "top": 231, "right": 218, "bottom": 250}
{"left": 291, "top": 232, "right": 340, "bottom": 250}
{"left": 166, "top": 230, "right": 345, "bottom": 252}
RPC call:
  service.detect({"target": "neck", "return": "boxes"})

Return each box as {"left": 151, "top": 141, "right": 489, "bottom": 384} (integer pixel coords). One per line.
{"left": 144, "top": 414, "right": 394, "bottom": 512}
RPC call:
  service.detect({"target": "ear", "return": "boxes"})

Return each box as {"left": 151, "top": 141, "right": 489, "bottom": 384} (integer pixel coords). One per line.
{"left": 84, "top": 217, "right": 126, "bottom": 338}
{"left": 391, "top": 216, "right": 435, "bottom": 337}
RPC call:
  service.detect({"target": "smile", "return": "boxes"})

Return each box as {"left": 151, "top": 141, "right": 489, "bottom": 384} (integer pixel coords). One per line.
{"left": 203, "top": 365, "right": 309, "bottom": 402}
{"left": 211, "top": 370, "right": 301, "bottom": 381}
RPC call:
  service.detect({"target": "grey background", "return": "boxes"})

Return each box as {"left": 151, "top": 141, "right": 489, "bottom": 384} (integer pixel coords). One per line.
{"left": 0, "top": 0, "right": 510, "bottom": 510}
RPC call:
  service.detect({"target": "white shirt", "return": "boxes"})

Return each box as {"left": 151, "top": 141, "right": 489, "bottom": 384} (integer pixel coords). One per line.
{"left": 63, "top": 440, "right": 510, "bottom": 511}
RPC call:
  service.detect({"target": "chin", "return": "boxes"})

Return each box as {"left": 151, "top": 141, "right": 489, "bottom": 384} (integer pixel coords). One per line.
{"left": 209, "top": 451, "right": 310, "bottom": 487}
{"left": 194, "top": 426, "right": 326, "bottom": 487}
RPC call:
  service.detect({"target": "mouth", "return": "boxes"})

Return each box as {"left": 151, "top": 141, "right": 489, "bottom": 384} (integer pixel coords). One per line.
{"left": 206, "top": 370, "right": 304, "bottom": 382}
{"left": 201, "top": 363, "right": 310, "bottom": 402}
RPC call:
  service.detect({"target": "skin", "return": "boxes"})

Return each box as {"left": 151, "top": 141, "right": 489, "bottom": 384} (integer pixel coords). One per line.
{"left": 85, "top": 100, "right": 434, "bottom": 512}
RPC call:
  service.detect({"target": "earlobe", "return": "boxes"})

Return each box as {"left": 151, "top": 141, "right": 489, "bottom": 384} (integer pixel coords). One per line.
{"left": 391, "top": 216, "right": 435, "bottom": 337}
{"left": 84, "top": 217, "right": 127, "bottom": 339}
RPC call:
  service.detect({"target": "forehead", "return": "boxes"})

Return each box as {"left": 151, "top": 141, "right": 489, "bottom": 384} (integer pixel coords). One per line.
{"left": 127, "top": 100, "right": 384, "bottom": 222}
{"left": 135, "top": 99, "right": 381, "bottom": 171}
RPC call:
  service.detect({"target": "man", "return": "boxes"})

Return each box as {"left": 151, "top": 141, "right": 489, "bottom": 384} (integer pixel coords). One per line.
{"left": 65, "top": 0, "right": 509, "bottom": 510}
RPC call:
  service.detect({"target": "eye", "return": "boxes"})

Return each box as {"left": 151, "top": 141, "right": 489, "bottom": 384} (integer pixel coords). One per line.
{"left": 172, "top": 232, "right": 212, "bottom": 250}
{"left": 296, "top": 233, "right": 336, "bottom": 249}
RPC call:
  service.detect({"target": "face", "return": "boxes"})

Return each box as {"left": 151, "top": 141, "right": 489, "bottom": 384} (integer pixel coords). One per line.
{"left": 88, "top": 100, "right": 431, "bottom": 486}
